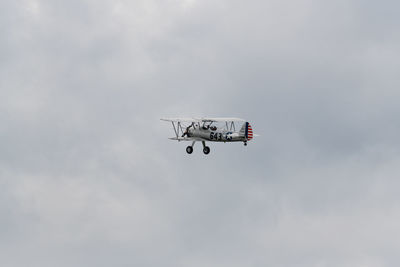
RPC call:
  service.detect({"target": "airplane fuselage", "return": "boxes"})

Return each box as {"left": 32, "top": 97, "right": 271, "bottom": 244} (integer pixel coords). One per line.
{"left": 187, "top": 127, "right": 245, "bottom": 142}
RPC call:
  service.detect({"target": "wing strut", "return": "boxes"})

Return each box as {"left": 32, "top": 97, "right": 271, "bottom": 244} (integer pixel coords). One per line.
{"left": 230, "top": 121, "right": 235, "bottom": 131}
{"left": 178, "top": 123, "right": 184, "bottom": 136}
{"left": 172, "top": 122, "right": 179, "bottom": 138}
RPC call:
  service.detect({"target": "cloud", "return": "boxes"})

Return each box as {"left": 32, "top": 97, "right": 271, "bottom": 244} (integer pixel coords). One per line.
{"left": 1, "top": 0, "right": 400, "bottom": 266}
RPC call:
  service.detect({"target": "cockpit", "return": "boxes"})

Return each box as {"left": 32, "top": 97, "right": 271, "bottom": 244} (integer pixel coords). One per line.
{"left": 202, "top": 121, "right": 217, "bottom": 131}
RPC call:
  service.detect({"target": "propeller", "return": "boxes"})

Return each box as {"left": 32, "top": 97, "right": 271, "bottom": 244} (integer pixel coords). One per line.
{"left": 182, "top": 123, "right": 193, "bottom": 137}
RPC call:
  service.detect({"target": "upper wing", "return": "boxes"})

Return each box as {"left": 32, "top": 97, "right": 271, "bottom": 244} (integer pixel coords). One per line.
{"left": 161, "top": 117, "right": 245, "bottom": 122}
{"left": 160, "top": 118, "right": 199, "bottom": 123}
{"left": 200, "top": 117, "right": 246, "bottom": 122}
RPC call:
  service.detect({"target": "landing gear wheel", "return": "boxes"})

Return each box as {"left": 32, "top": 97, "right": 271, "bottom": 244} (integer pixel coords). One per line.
{"left": 186, "top": 146, "right": 193, "bottom": 154}
{"left": 244, "top": 141, "right": 247, "bottom": 146}
{"left": 203, "top": 146, "right": 210, "bottom": 155}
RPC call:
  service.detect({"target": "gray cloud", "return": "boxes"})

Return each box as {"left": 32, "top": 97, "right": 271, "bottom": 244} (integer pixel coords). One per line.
{"left": 1, "top": 0, "right": 400, "bottom": 266}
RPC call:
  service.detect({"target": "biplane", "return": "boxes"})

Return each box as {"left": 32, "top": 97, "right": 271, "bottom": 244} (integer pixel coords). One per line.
{"left": 160, "top": 117, "right": 256, "bottom": 154}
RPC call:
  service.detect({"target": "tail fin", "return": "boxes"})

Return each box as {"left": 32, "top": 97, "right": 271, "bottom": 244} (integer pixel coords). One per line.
{"left": 239, "top": 122, "right": 253, "bottom": 140}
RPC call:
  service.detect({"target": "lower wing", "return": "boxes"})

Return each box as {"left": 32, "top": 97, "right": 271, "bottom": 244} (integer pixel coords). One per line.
{"left": 169, "top": 137, "right": 205, "bottom": 141}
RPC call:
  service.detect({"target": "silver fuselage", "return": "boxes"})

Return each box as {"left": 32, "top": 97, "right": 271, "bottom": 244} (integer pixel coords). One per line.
{"left": 187, "top": 126, "right": 245, "bottom": 142}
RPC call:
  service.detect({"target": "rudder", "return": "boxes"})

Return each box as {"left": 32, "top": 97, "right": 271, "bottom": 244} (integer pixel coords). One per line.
{"left": 239, "top": 122, "right": 253, "bottom": 140}
{"left": 246, "top": 122, "right": 253, "bottom": 140}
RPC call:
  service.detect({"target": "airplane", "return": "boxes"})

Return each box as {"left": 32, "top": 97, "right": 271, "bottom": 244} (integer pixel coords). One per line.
{"left": 160, "top": 117, "right": 257, "bottom": 154}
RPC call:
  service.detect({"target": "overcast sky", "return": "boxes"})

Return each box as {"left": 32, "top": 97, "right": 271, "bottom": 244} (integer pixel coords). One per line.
{"left": 1, "top": 0, "right": 400, "bottom": 266}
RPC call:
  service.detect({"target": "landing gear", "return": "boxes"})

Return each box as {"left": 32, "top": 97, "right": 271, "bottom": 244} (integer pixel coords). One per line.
{"left": 186, "top": 146, "right": 193, "bottom": 154}
{"left": 186, "top": 141, "right": 210, "bottom": 154}
{"left": 186, "top": 141, "right": 196, "bottom": 154}
{"left": 202, "top": 141, "right": 210, "bottom": 155}
{"left": 244, "top": 141, "right": 247, "bottom": 146}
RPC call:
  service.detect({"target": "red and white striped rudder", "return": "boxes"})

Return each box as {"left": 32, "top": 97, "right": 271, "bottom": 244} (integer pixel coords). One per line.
{"left": 245, "top": 122, "right": 253, "bottom": 140}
